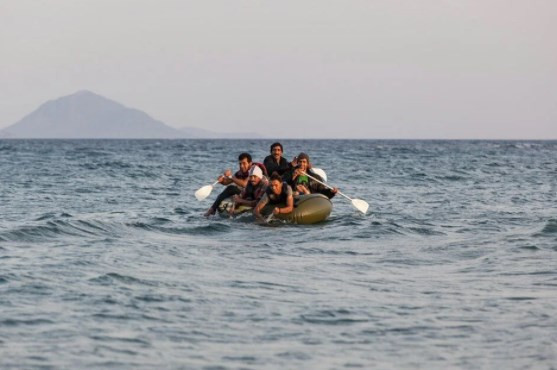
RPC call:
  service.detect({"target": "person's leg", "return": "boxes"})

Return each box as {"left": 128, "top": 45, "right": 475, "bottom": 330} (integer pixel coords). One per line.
{"left": 205, "top": 186, "right": 241, "bottom": 216}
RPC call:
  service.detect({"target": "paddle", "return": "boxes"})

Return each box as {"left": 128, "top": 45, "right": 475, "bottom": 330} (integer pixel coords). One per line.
{"left": 311, "top": 167, "right": 327, "bottom": 182}
{"left": 302, "top": 172, "right": 369, "bottom": 214}
{"left": 194, "top": 181, "right": 220, "bottom": 201}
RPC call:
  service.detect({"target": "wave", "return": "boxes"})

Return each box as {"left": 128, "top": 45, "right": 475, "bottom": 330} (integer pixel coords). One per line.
{"left": 126, "top": 221, "right": 231, "bottom": 235}
{"left": 89, "top": 272, "right": 158, "bottom": 287}
{"left": 0, "top": 214, "right": 126, "bottom": 242}
{"left": 536, "top": 219, "right": 557, "bottom": 236}
{"left": 81, "top": 160, "right": 133, "bottom": 169}
{"left": 0, "top": 223, "right": 83, "bottom": 242}
{"left": 299, "top": 309, "right": 371, "bottom": 325}
{"left": 0, "top": 144, "right": 15, "bottom": 152}
{"left": 0, "top": 211, "right": 236, "bottom": 242}
{"left": 34, "top": 212, "right": 73, "bottom": 221}
{"left": 0, "top": 318, "right": 54, "bottom": 327}
{"left": 436, "top": 174, "right": 467, "bottom": 182}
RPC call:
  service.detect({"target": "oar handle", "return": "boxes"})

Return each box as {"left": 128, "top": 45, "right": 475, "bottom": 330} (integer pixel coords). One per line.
{"left": 211, "top": 175, "right": 231, "bottom": 187}
{"left": 302, "top": 172, "right": 353, "bottom": 201}
{"left": 335, "top": 191, "right": 352, "bottom": 201}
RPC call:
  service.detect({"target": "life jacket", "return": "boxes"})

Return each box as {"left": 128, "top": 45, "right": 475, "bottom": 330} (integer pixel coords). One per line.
{"left": 266, "top": 182, "right": 292, "bottom": 205}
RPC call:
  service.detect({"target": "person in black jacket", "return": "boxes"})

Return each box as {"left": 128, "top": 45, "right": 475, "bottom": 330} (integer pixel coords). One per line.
{"left": 263, "top": 142, "right": 293, "bottom": 178}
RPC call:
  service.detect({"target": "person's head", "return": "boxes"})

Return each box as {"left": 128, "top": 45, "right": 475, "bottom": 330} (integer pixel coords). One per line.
{"left": 238, "top": 152, "right": 252, "bottom": 173}
{"left": 296, "top": 152, "right": 311, "bottom": 171}
{"left": 270, "top": 142, "right": 283, "bottom": 160}
{"left": 248, "top": 165, "right": 263, "bottom": 186}
{"left": 269, "top": 172, "right": 283, "bottom": 195}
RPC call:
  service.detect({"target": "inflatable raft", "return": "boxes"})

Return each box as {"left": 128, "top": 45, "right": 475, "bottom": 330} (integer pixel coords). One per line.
{"left": 218, "top": 193, "right": 332, "bottom": 224}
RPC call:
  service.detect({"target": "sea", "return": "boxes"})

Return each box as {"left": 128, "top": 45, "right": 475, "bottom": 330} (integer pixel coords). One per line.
{"left": 1, "top": 139, "right": 556, "bottom": 369}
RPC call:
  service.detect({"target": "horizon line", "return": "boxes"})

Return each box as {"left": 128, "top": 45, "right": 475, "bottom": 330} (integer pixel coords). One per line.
{"left": 1, "top": 137, "right": 556, "bottom": 141}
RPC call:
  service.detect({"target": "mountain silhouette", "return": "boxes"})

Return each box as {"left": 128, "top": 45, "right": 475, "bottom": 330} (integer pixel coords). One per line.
{"left": 1, "top": 91, "right": 186, "bottom": 138}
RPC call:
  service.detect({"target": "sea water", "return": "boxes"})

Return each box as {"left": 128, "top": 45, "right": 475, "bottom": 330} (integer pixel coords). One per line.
{"left": 1, "top": 139, "right": 556, "bottom": 369}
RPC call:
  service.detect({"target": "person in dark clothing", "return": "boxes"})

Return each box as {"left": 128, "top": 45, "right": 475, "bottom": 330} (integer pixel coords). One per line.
{"left": 229, "top": 165, "right": 268, "bottom": 215}
{"left": 254, "top": 173, "right": 294, "bottom": 222}
{"left": 284, "top": 152, "right": 338, "bottom": 199}
{"left": 263, "top": 142, "right": 293, "bottom": 178}
{"left": 205, "top": 152, "right": 252, "bottom": 217}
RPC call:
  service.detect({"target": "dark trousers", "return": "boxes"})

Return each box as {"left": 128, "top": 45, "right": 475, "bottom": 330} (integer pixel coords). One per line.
{"left": 211, "top": 185, "right": 242, "bottom": 210}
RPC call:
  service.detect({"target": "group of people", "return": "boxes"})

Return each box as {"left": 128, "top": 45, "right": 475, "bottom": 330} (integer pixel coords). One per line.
{"left": 204, "top": 142, "right": 338, "bottom": 221}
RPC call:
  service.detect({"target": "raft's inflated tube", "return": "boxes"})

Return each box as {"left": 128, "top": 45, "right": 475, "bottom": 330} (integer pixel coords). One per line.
{"left": 219, "top": 193, "right": 332, "bottom": 224}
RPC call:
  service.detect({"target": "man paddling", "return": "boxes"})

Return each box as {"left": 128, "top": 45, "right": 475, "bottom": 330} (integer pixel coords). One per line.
{"left": 263, "top": 142, "right": 293, "bottom": 178}
{"left": 285, "top": 152, "right": 338, "bottom": 198}
{"left": 254, "top": 173, "right": 294, "bottom": 222}
{"left": 204, "top": 152, "right": 252, "bottom": 217}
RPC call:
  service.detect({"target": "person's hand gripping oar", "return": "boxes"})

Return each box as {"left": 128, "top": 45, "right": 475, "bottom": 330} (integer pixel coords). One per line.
{"left": 302, "top": 171, "right": 369, "bottom": 214}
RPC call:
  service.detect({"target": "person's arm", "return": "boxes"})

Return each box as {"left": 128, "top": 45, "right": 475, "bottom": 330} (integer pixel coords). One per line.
{"left": 289, "top": 156, "right": 298, "bottom": 168}
{"left": 311, "top": 181, "right": 338, "bottom": 199}
{"left": 220, "top": 169, "right": 233, "bottom": 185}
{"left": 230, "top": 176, "right": 249, "bottom": 188}
{"left": 233, "top": 185, "right": 254, "bottom": 208}
{"left": 254, "top": 194, "right": 269, "bottom": 221}
{"left": 293, "top": 168, "right": 303, "bottom": 180}
{"left": 296, "top": 184, "right": 310, "bottom": 195}
{"left": 327, "top": 187, "right": 339, "bottom": 199}
{"left": 235, "top": 197, "right": 257, "bottom": 207}
{"left": 229, "top": 170, "right": 249, "bottom": 188}
{"left": 274, "top": 194, "right": 294, "bottom": 215}
{"left": 244, "top": 199, "right": 258, "bottom": 207}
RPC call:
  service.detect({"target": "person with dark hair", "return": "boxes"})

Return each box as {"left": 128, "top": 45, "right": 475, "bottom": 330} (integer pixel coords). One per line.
{"left": 229, "top": 165, "right": 268, "bottom": 215}
{"left": 254, "top": 173, "right": 294, "bottom": 222}
{"left": 263, "top": 142, "right": 293, "bottom": 178}
{"left": 285, "top": 152, "right": 338, "bottom": 198}
{"left": 204, "top": 152, "right": 253, "bottom": 217}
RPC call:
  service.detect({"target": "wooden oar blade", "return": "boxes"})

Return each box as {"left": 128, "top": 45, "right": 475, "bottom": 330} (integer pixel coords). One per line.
{"left": 194, "top": 185, "right": 213, "bottom": 201}
{"left": 351, "top": 199, "right": 369, "bottom": 214}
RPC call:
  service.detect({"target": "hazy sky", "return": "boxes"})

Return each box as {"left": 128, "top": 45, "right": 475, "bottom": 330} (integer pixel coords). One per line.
{"left": 1, "top": 0, "right": 555, "bottom": 138}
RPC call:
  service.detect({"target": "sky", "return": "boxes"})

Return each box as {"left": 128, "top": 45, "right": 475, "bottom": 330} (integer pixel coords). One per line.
{"left": 1, "top": 0, "right": 556, "bottom": 139}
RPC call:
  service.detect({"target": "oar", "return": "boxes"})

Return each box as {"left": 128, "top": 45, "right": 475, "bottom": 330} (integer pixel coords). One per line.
{"left": 311, "top": 167, "right": 327, "bottom": 182}
{"left": 194, "top": 181, "right": 220, "bottom": 201}
{"left": 303, "top": 172, "right": 369, "bottom": 214}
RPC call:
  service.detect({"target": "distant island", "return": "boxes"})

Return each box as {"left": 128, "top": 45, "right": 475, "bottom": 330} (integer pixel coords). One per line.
{"left": 0, "top": 90, "right": 261, "bottom": 139}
